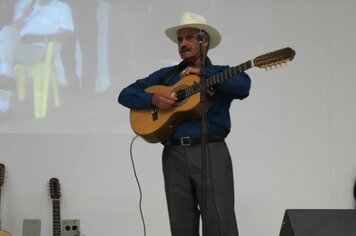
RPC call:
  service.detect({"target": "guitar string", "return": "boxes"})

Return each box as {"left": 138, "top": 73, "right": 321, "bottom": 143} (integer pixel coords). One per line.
{"left": 130, "top": 135, "right": 147, "bottom": 236}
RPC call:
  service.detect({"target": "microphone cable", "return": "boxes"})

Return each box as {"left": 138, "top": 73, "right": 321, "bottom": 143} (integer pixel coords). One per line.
{"left": 130, "top": 135, "right": 147, "bottom": 236}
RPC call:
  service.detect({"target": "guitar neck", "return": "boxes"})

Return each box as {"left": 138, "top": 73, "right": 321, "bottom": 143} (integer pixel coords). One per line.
{"left": 52, "top": 199, "right": 61, "bottom": 236}
{"left": 206, "top": 60, "right": 253, "bottom": 87}
{"left": 0, "top": 188, "right": 2, "bottom": 229}
{"left": 178, "top": 60, "right": 254, "bottom": 100}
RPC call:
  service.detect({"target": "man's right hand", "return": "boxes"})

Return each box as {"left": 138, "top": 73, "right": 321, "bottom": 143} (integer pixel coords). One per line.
{"left": 11, "top": 3, "right": 33, "bottom": 30}
{"left": 152, "top": 92, "right": 177, "bottom": 109}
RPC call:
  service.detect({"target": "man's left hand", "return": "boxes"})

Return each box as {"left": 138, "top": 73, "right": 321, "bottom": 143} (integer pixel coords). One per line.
{"left": 180, "top": 66, "right": 200, "bottom": 78}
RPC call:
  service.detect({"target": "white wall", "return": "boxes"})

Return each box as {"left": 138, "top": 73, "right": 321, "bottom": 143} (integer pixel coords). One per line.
{"left": 1, "top": 0, "right": 356, "bottom": 236}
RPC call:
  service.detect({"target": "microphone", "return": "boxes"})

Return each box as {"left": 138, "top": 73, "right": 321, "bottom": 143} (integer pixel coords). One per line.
{"left": 197, "top": 29, "right": 206, "bottom": 41}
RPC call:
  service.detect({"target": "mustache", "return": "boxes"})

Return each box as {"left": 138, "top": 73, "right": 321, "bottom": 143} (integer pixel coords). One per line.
{"left": 180, "top": 46, "right": 191, "bottom": 53}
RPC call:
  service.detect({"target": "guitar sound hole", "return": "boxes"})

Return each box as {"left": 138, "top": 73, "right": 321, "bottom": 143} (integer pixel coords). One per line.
{"left": 176, "top": 89, "right": 186, "bottom": 102}
{"left": 172, "top": 86, "right": 189, "bottom": 106}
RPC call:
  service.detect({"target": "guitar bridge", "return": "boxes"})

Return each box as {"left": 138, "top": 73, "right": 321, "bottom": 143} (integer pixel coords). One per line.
{"left": 152, "top": 106, "right": 158, "bottom": 121}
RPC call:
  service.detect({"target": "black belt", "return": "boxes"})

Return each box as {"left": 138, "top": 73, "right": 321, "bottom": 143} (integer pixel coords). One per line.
{"left": 166, "top": 134, "right": 226, "bottom": 146}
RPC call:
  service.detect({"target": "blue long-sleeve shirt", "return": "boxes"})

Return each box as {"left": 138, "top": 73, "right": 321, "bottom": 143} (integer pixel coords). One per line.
{"left": 118, "top": 61, "right": 251, "bottom": 139}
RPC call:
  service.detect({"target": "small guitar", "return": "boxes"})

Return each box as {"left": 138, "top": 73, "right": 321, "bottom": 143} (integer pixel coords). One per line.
{"left": 49, "top": 178, "right": 61, "bottom": 236}
{"left": 130, "top": 47, "right": 296, "bottom": 143}
{"left": 0, "top": 164, "right": 11, "bottom": 236}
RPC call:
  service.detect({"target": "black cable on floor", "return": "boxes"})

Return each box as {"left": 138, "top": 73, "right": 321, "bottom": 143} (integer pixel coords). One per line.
{"left": 130, "top": 135, "right": 147, "bottom": 236}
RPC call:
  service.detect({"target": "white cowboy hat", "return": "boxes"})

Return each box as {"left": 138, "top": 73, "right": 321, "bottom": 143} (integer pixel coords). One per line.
{"left": 165, "top": 12, "right": 221, "bottom": 49}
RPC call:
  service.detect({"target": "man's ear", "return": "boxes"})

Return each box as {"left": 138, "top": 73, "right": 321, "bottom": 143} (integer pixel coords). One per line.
{"left": 203, "top": 38, "right": 209, "bottom": 48}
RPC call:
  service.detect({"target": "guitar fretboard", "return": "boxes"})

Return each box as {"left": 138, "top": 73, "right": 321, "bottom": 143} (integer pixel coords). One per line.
{"left": 52, "top": 199, "right": 61, "bottom": 236}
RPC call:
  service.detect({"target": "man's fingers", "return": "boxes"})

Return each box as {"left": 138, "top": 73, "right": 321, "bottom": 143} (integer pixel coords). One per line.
{"left": 152, "top": 93, "right": 177, "bottom": 109}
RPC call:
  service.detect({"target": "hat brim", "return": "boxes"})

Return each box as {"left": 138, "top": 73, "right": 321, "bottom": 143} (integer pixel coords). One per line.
{"left": 165, "top": 23, "right": 221, "bottom": 49}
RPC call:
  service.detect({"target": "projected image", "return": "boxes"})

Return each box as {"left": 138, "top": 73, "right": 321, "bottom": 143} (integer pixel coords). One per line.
{"left": 0, "top": 0, "right": 119, "bottom": 133}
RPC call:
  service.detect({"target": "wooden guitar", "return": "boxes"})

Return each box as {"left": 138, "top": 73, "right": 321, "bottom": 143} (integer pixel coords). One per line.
{"left": 0, "top": 164, "right": 11, "bottom": 236}
{"left": 49, "top": 178, "right": 61, "bottom": 236}
{"left": 130, "top": 47, "right": 296, "bottom": 143}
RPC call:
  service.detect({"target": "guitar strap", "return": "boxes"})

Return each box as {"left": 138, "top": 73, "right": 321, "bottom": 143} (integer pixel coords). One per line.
{"left": 161, "top": 57, "right": 213, "bottom": 86}
{"left": 161, "top": 61, "right": 186, "bottom": 86}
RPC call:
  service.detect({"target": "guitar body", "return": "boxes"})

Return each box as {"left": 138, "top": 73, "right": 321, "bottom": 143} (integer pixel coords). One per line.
{"left": 130, "top": 75, "right": 209, "bottom": 143}
{"left": 0, "top": 230, "right": 11, "bottom": 236}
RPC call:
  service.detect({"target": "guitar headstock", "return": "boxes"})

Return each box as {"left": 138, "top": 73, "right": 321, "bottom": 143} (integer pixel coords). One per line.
{"left": 253, "top": 47, "right": 296, "bottom": 69}
{"left": 0, "top": 163, "right": 4, "bottom": 187}
{"left": 49, "top": 178, "right": 61, "bottom": 200}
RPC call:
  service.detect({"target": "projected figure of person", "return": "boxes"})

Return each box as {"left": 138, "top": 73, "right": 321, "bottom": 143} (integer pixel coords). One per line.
{"left": 62, "top": 0, "right": 111, "bottom": 94}
{"left": 0, "top": 0, "right": 74, "bottom": 115}
{"left": 119, "top": 12, "right": 251, "bottom": 236}
{"left": 0, "top": 0, "right": 17, "bottom": 114}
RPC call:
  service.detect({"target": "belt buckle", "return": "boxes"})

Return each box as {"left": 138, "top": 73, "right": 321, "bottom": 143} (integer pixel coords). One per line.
{"left": 180, "top": 136, "right": 191, "bottom": 146}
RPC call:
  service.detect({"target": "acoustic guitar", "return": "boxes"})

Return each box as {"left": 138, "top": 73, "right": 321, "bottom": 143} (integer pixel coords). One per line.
{"left": 49, "top": 178, "right": 61, "bottom": 236}
{"left": 130, "top": 47, "right": 296, "bottom": 143}
{"left": 0, "top": 164, "right": 11, "bottom": 236}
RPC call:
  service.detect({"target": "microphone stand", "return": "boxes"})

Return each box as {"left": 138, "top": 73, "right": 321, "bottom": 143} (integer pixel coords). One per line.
{"left": 197, "top": 29, "right": 208, "bottom": 236}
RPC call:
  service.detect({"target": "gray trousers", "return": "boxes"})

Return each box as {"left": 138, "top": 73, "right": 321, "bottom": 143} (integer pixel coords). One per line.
{"left": 162, "top": 141, "right": 239, "bottom": 236}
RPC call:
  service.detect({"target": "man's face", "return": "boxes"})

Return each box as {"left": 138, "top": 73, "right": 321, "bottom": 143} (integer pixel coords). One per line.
{"left": 177, "top": 28, "right": 208, "bottom": 63}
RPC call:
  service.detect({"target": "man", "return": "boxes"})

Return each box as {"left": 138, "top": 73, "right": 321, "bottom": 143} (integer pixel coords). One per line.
{"left": 0, "top": 0, "right": 73, "bottom": 114}
{"left": 118, "top": 12, "right": 251, "bottom": 236}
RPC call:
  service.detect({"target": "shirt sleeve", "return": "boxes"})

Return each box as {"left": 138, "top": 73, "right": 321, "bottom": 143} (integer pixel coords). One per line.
{"left": 58, "top": 3, "right": 74, "bottom": 31}
{"left": 203, "top": 66, "right": 251, "bottom": 100}
{"left": 118, "top": 67, "right": 172, "bottom": 109}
